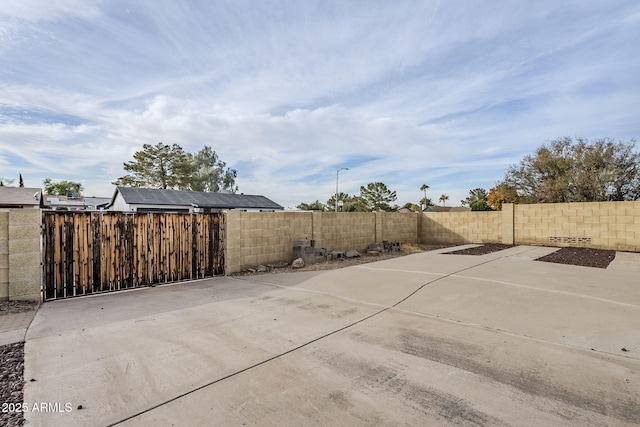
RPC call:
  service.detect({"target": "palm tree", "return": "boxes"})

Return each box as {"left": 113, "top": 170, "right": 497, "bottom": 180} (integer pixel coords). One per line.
{"left": 420, "top": 184, "right": 430, "bottom": 208}
{"left": 439, "top": 194, "right": 449, "bottom": 206}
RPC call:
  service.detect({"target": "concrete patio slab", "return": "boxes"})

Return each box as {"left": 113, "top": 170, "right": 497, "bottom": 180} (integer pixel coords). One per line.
{"left": 23, "top": 245, "right": 640, "bottom": 426}
{"left": 0, "top": 309, "right": 36, "bottom": 346}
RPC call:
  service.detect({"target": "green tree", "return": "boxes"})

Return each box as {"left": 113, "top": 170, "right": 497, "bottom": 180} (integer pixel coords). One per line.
{"left": 326, "top": 192, "right": 350, "bottom": 212}
{"left": 420, "top": 197, "right": 433, "bottom": 207}
{"left": 403, "top": 202, "right": 422, "bottom": 212}
{"left": 439, "top": 194, "right": 449, "bottom": 206}
{"left": 360, "top": 182, "right": 397, "bottom": 211}
{"left": 420, "top": 184, "right": 430, "bottom": 208}
{"left": 296, "top": 200, "right": 325, "bottom": 211}
{"left": 505, "top": 137, "right": 640, "bottom": 203}
{"left": 470, "top": 199, "right": 493, "bottom": 211}
{"left": 189, "top": 146, "right": 238, "bottom": 193}
{"left": 113, "top": 142, "right": 195, "bottom": 190}
{"left": 43, "top": 179, "right": 83, "bottom": 196}
{"left": 19, "top": 174, "right": 24, "bottom": 187}
{"left": 461, "top": 188, "right": 488, "bottom": 206}
{"left": 0, "top": 177, "right": 15, "bottom": 187}
{"left": 342, "top": 195, "right": 369, "bottom": 212}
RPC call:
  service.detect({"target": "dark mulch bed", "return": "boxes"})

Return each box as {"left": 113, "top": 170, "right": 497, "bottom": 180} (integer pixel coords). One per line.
{"left": 0, "top": 301, "right": 38, "bottom": 316}
{"left": 536, "top": 247, "right": 616, "bottom": 269}
{"left": 444, "top": 243, "right": 514, "bottom": 256}
{"left": 0, "top": 301, "right": 37, "bottom": 427}
{"left": 0, "top": 342, "right": 25, "bottom": 427}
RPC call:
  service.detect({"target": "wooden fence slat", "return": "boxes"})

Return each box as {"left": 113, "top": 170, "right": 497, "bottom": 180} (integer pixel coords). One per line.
{"left": 42, "top": 211, "right": 224, "bottom": 300}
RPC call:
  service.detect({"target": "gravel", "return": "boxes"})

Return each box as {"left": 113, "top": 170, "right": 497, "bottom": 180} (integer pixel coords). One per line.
{"left": 230, "top": 244, "right": 449, "bottom": 276}
{"left": 536, "top": 247, "right": 616, "bottom": 269}
{"left": 0, "top": 341, "right": 25, "bottom": 427}
{"left": 1, "top": 301, "right": 37, "bottom": 427}
{"left": 444, "top": 243, "right": 515, "bottom": 256}
{"left": 444, "top": 243, "right": 618, "bottom": 269}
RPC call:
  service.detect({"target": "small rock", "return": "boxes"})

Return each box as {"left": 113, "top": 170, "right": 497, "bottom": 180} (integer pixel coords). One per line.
{"left": 345, "top": 250, "right": 361, "bottom": 258}
{"left": 622, "top": 347, "right": 629, "bottom": 352}
{"left": 292, "top": 258, "right": 305, "bottom": 268}
{"left": 267, "top": 261, "right": 289, "bottom": 269}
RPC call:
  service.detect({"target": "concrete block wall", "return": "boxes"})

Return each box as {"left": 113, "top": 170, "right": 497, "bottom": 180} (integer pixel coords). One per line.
{"left": 225, "top": 202, "right": 640, "bottom": 274}
{"left": 225, "top": 211, "right": 421, "bottom": 273}
{"left": 225, "top": 211, "right": 313, "bottom": 273}
{"left": 0, "top": 209, "right": 41, "bottom": 301}
{"left": 420, "top": 211, "right": 503, "bottom": 245}
{"left": 0, "top": 212, "right": 9, "bottom": 299}
{"left": 376, "top": 212, "right": 419, "bottom": 244}
{"left": 514, "top": 201, "right": 640, "bottom": 251}
{"left": 312, "top": 212, "right": 376, "bottom": 253}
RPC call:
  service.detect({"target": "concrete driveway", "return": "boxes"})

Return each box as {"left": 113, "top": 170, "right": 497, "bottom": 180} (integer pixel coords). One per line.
{"left": 24, "top": 245, "right": 640, "bottom": 426}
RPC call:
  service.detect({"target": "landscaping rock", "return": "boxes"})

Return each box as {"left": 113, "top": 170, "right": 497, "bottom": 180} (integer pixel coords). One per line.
{"left": 292, "top": 258, "right": 305, "bottom": 268}
{"left": 345, "top": 250, "right": 361, "bottom": 258}
{"left": 256, "top": 265, "right": 269, "bottom": 272}
{"left": 267, "top": 261, "right": 289, "bottom": 269}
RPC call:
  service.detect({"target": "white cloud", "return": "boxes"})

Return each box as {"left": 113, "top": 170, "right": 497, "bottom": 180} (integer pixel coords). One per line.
{"left": 0, "top": 0, "right": 101, "bottom": 21}
{"left": 0, "top": 1, "right": 639, "bottom": 208}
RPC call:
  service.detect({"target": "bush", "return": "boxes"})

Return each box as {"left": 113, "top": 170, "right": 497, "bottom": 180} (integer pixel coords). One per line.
{"left": 471, "top": 200, "right": 493, "bottom": 211}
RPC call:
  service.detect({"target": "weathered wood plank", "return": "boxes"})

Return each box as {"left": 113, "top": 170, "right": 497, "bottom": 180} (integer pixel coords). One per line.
{"left": 42, "top": 211, "right": 224, "bottom": 300}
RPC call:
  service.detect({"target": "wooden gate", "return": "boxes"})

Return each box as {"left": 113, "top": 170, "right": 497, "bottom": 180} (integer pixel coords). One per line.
{"left": 42, "top": 211, "right": 224, "bottom": 300}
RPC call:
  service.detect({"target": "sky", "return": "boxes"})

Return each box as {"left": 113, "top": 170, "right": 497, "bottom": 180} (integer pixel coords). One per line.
{"left": 1, "top": 1, "right": 639, "bottom": 209}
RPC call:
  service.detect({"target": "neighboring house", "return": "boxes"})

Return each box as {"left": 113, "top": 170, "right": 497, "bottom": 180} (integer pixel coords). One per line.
{"left": 44, "top": 195, "right": 112, "bottom": 211}
{"left": 423, "top": 206, "right": 471, "bottom": 212}
{"left": 0, "top": 187, "right": 44, "bottom": 208}
{"left": 108, "top": 187, "right": 284, "bottom": 212}
{"left": 397, "top": 207, "right": 415, "bottom": 213}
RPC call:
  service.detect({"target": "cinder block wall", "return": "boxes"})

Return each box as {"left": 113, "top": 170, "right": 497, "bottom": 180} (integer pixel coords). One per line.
{"left": 420, "top": 211, "right": 503, "bottom": 245}
{"left": 0, "top": 209, "right": 42, "bottom": 301}
{"left": 514, "top": 201, "right": 640, "bottom": 251}
{"left": 225, "top": 211, "right": 314, "bottom": 273}
{"left": 225, "top": 202, "right": 640, "bottom": 273}
{"left": 376, "top": 212, "right": 419, "bottom": 244}
{"left": 225, "top": 211, "right": 420, "bottom": 273}
{"left": 0, "top": 212, "right": 9, "bottom": 299}
{"left": 312, "top": 212, "right": 376, "bottom": 252}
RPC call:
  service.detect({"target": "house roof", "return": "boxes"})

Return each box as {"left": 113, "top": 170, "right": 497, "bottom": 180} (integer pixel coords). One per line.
{"left": 112, "top": 187, "right": 284, "bottom": 210}
{"left": 423, "top": 205, "right": 471, "bottom": 212}
{"left": 44, "top": 195, "right": 111, "bottom": 209}
{"left": 0, "top": 187, "right": 43, "bottom": 207}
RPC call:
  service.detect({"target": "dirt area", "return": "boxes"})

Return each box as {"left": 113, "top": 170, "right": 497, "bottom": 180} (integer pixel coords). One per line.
{"left": 443, "top": 243, "right": 514, "bottom": 256}
{"left": 0, "top": 301, "right": 38, "bottom": 316}
{"left": 0, "top": 301, "right": 38, "bottom": 426}
{"left": 0, "top": 301, "right": 37, "bottom": 427}
{"left": 0, "top": 342, "right": 25, "bottom": 427}
{"left": 229, "top": 244, "right": 449, "bottom": 276}
{"left": 444, "top": 243, "right": 617, "bottom": 269}
{"left": 536, "top": 247, "right": 617, "bottom": 269}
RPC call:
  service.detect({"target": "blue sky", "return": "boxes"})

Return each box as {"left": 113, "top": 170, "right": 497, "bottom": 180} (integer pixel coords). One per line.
{"left": 1, "top": 1, "right": 639, "bottom": 209}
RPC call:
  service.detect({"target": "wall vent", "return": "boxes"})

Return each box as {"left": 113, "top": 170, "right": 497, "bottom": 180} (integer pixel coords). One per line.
{"left": 549, "top": 236, "right": 592, "bottom": 244}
